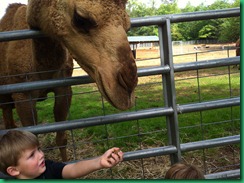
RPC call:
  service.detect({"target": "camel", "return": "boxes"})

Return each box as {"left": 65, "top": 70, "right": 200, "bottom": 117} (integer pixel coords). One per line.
{"left": 236, "top": 38, "right": 240, "bottom": 56}
{"left": 235, "top": 38, "right": 240, "bottom": 69}
{"left": 0, "top": 0, "right": 138, "bottom": 161}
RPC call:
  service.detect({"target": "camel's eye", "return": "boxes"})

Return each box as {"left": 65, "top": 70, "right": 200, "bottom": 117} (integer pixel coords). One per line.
{"left": 73, "top": 10, "right": 97, "bottom": 33}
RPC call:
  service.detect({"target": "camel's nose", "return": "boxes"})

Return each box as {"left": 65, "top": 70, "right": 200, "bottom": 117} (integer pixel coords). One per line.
{"left": 116, "top": 43, "right": 138, "bottom": 94}
{"left": 118, "top": 57, "right": 138, "bottom": 94}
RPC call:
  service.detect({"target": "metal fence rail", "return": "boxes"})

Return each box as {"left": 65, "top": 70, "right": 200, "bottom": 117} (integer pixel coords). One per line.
{"left": 205, "top": 169, "right": 240, "bottom": 179}
{"left": 0, "top": 7, "right": 240, "bottom": 179}
{"left": 130, "top": 8, "right": 240, "bottom": 26}
{"left": 0, "top": 56, "right": 239, "bottom": 94}
{"left": 0, "top": 8, "right": 240, "bottom": 41}
{"left": 0, "top": 97, "right": 240, "bottom": 135}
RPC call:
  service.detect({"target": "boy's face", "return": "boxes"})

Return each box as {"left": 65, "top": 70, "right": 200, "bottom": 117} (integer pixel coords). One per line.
{"left": 15, "top": 146, "right": 46, "bottom": 179}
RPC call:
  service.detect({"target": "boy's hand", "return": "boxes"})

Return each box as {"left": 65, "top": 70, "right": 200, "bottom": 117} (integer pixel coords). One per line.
{"left": 100, "top": 147, "right": 123, "bottom": 168}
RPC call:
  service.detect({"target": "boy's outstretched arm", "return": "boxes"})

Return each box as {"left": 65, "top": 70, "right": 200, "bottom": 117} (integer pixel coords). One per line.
{"left": 62, "top": 147, "right": 123, "bottom": 179}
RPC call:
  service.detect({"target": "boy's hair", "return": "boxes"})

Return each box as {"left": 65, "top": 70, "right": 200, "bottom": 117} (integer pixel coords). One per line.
{"left": 0, "top": 130, "right": 39, "bottom": 175}
{"left": 165, "top": 163, "right": 205, "bottom": 179}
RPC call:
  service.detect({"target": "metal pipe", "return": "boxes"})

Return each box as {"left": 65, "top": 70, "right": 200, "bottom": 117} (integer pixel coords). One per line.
{"left": 0, "top": 107, "right": 174, "bottom": 135}
{"left": 180, "top": 135, "right": 240, "bottom": 152}
{"left": 0, "top": 8, "right": 240, "bottom": 42}
{"left": 178, "top": 97, "right": 240, "bottom": 114}
{"left": 0, "top": 75, "right": 93, "bottom": 94}
{"left": 205, "top": 169, "right": 240, "bottom": 179}
{"left": 0, "top": 97, "right": 239, "bottom": 135}
{"left": 124, "top": 145, "right": 177, "bottom": 161}
{"left": 123, "top": 135, "right": 239, "bottom": 161}
{"left": 0, "top": 29, "right": 44, "bottom": 42}
{"left": 0, "top": 57, "right": 239, "bottom": 94}
{"left": 174, "top": 56, "right": 240, "bottom": 72}
{"left": 137, "top": 65, "right": 170, "bottom": 76}
{"left": 131, "top": 8, "right": 240, "bottom": 27}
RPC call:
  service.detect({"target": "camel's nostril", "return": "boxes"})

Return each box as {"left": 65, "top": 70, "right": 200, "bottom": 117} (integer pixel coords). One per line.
{"left": 118, "top": 67, "right": 137, "bottom": 94}
{"left": 116, "top": 45, "right": 138, "bottom": 87}
{"left": 118, "top": 72, "right": 128, "bottom": 91}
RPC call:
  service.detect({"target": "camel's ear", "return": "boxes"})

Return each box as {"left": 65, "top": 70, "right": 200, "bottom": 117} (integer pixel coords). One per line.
{"left": 6, "top": 166, "right": 20, "bottom": 177}
{"left": 114, "top": 0, "right": 127, "bottom": 8}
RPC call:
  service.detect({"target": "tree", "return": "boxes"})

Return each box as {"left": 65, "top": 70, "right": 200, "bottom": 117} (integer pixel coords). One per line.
{"left": 126, "top": 0, "right": 240, "bottom": 42}
{"left": 220, "top": 0, "right": 240, "bottom": 42}
{"left": 171, "top": 24, "right": 184, "bottom": 40}
{"left": 218, "top": 17, "right": 240, "bottom": 42}
{"left": 198, "top": 25, "right": 218, "bottom": 39}
{"left": 126, "top": 0, "right": 158, "bottom": 36}
{"left": 157, "top": 1, "right": 180, "bottom": 14}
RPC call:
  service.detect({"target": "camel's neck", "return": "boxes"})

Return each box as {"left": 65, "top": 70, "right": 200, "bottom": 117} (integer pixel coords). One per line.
{"left": 32, "top": 37, "right": 68, "bottom": 73}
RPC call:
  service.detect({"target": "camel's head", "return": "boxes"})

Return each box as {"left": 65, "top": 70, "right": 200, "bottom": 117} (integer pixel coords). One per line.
{"left": 27, "top": 0, "right": 138, "bottom": 110}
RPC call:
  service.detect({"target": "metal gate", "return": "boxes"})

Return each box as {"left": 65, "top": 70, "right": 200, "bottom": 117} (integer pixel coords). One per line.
{"left": 0, "top": 8, "right": 240, "bottom": 179}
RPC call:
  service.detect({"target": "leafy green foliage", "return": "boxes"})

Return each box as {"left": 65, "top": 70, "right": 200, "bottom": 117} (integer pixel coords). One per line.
{"left": 198, "top": 25, "right": 218, "bottom": 39}
{"left": 127, "top": 0, "right": 240, "bottom": 42}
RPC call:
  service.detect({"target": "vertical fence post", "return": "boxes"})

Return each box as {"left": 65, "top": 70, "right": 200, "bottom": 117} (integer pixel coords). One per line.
{"left": 158, "top": 19, "right": 181, "bottom": 164}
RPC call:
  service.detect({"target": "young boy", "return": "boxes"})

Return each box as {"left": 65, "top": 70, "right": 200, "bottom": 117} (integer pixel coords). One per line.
{"left": 0, "top": 130, "right": 123, "bottom": 179}
{"left": 164, "top": 162, "right": 205, "bottom": 179}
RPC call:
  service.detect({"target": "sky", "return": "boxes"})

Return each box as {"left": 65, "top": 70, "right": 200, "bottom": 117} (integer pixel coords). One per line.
{"left": 0, "top": 0, "right": 218, "bottom": 19}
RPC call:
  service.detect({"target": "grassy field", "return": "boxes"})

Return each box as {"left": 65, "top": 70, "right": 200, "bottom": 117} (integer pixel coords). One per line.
{"left": 0, "top": 44, "right": 240, "bottom": 178}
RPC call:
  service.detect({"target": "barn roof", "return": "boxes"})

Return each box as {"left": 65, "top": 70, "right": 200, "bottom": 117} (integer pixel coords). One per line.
{"left": 128, "top": 36, "right": 159, "bottom": 43}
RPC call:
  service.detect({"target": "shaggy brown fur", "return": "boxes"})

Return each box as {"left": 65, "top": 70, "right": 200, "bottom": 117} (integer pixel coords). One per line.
{"left": 236, "top": 38, "right": 240, "bottom": 56}
{"left": 0, "top": 3, "right": 73, "bottom": 161}
{"left": 0, "top": 0, "right": 137, "bottom": 161}
{"left": 235, "top": 38, "right": 240, "bottom": 70}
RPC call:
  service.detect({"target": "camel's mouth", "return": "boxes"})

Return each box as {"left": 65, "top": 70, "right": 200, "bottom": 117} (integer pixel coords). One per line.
{"left": 96, "top": 68, "right": 137, "bottom": 110}
{"left": 98, "top": 76, "right": 116, "bottom": 107}
{"left": 72, "top": 54, "right": 137, "bottom": 110}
